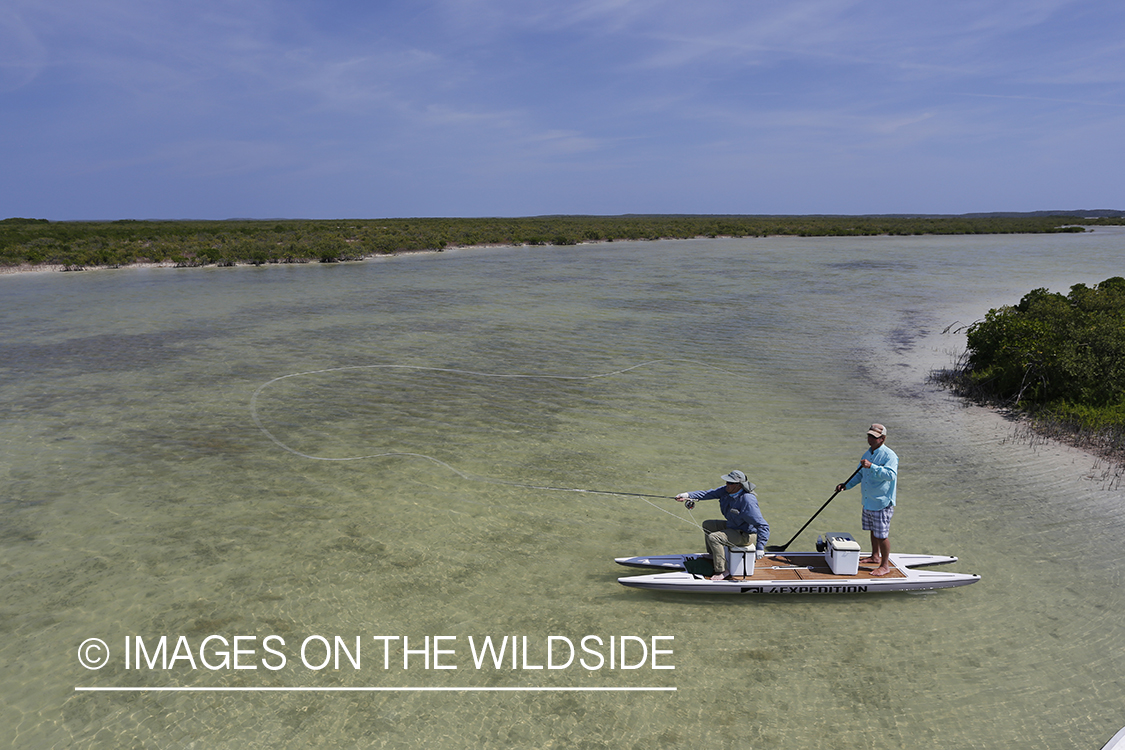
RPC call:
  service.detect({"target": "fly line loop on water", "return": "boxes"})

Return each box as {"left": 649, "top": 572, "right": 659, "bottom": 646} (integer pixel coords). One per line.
{"left": 250, "top": 359, "right": 741, "bottom": 529}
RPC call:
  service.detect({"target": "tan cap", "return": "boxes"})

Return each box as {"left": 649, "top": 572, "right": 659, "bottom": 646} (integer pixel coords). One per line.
{"left": 867, "top": 423, "right": 887, "bottom": 438}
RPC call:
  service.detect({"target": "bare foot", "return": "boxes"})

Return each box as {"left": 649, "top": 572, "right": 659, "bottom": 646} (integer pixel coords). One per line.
{"left": 860, "top": 556, "right": 880, "bottom": 564}
{"left": 710, "top": 573, "right": 730, "bottom": 581}
{"left": 870, "top": 565, "right": 891, "bottom": 577}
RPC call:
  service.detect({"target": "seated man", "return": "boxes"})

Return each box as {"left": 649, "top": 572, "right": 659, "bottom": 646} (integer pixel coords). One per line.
{"left": 676, "top": 470, "right": 769, "bottom": 580}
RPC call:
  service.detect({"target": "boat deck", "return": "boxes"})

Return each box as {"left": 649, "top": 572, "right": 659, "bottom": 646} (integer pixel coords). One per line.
{"left": 721, "top": 552, "right": 907, "bottom": 581}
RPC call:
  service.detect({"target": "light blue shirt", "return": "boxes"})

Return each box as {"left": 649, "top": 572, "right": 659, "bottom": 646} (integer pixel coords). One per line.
{"left": 844, "top": 445, "right": 898, "bottom": 510}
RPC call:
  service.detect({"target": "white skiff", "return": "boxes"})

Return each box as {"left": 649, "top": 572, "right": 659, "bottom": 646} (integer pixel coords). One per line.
{"left": 615, "top": 551, "right": 980, "bottom": 595}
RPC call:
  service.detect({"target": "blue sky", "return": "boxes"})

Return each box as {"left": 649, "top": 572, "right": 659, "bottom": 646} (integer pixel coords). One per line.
{"left": 2, "top": 0, "right": 1123, "bottom": 219}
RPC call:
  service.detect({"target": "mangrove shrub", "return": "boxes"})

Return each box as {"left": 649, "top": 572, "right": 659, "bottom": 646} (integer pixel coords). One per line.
{"left": 965, "top": 277, "right": 1125, "bottom": 408}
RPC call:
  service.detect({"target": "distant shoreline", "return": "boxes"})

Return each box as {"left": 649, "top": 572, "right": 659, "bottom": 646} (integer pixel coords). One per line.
{"left": 3, "top": 224, "right": 1123, "bottom": 276}
{"left": 3, "top": 214, "right": 1118, "bottom": 274}
{"left": 0, "top": 242, "right": 542, "bottom": 276}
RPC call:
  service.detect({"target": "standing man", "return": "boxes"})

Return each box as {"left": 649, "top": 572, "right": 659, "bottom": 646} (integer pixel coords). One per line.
{"left": 675, "top": 470, "right": 769, "bottom": 580}
{"left": 836, "top": 423, "right": 898, "bottom": 577}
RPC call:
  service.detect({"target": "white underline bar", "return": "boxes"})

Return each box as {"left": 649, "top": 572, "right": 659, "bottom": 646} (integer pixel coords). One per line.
{"left": 76, "top": 686, "right": 675, "bottom": 693}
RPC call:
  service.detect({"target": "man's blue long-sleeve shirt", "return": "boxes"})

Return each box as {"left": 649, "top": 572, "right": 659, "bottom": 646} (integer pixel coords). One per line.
{"left": 685, "top": 486, "right": 770, "bottom": 550}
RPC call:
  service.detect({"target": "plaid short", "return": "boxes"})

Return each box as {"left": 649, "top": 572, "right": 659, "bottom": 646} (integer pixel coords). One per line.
{"left": 861, "top": 506, "right": 894, "bottom": 539}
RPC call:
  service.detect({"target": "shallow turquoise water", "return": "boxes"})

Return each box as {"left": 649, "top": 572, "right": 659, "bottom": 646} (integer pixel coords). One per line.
{"left": 2, "top": 231, "right": 1125, "bottom": 748}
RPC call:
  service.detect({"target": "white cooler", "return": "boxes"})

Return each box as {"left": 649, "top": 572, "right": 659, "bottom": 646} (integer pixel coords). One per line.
{"left": 825, "top": 534, "right": 861, "bottom": 575}
{"left": 726, "top": 546, "right": 755, "bottom": 577}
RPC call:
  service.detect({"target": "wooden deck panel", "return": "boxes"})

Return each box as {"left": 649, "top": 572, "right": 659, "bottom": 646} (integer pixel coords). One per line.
{"left": 730, "top": 553, "right": 906, "bottom": 581}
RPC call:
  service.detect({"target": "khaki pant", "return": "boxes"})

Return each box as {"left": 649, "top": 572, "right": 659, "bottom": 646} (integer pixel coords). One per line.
{"left": 702, "top": 520, "right": 752, "bottom": 574}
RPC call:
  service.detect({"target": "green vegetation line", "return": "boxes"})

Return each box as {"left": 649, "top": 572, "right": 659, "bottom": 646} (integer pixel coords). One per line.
{"left": 0, "top": 214, "right": 1110, "bottom": 271}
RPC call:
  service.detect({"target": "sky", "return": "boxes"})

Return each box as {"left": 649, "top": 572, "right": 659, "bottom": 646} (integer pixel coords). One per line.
{"left": 2, "top": 0, "right": 1123, "bottom": 220}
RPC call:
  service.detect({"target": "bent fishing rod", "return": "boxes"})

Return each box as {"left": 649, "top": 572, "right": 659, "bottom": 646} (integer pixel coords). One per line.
{"left": 766, "top": 466, "right": 862, "bottom": 552}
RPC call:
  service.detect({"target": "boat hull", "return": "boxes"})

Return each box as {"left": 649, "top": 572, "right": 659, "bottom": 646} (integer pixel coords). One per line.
{"left": 1102, "top": 726, "right": 1125, "bottom": 750}
{"left": 615, "top": 552, "right": 980, "bottom": 594}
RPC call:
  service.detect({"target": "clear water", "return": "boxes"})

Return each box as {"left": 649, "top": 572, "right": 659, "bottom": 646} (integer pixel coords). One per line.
{"left": 2, "top": 230, "right": 1125, "bottom": 749}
